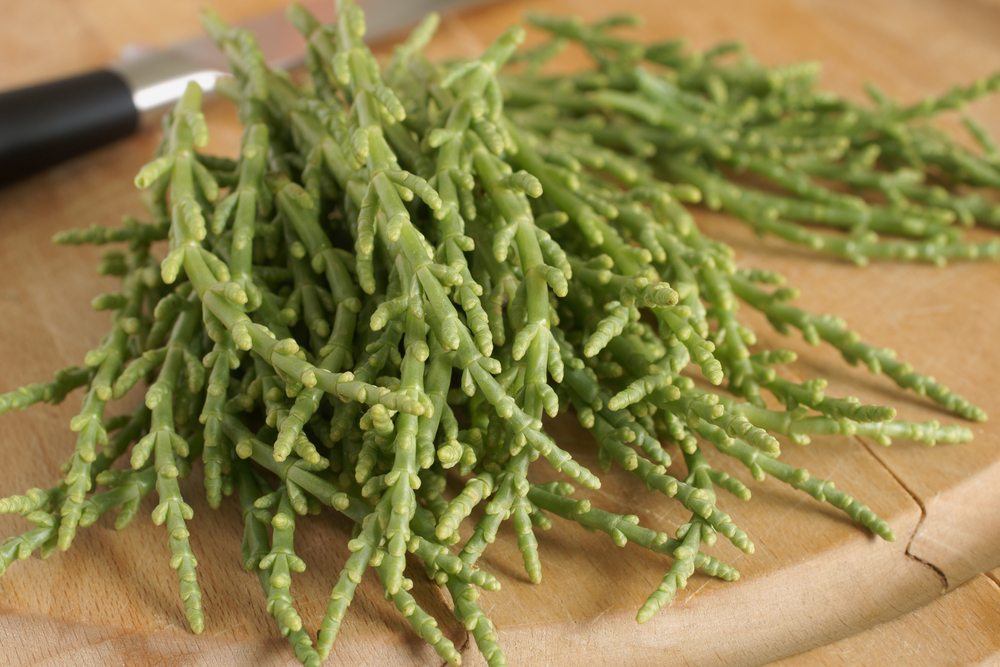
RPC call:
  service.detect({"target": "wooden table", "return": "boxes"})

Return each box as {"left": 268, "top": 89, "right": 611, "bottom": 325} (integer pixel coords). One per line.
{"left": 1, "top": 1, "right": 998, "bottom": 664}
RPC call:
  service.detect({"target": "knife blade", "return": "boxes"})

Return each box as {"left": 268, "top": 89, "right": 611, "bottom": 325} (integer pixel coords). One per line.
{"left": 120, "top": 0, "right": 485, "bottom": 117}
{"left": 0, "top": 0, "right": 489, "bottom": 185}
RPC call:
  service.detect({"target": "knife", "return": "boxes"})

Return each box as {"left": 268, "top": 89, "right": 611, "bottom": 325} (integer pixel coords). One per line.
{"left": 0, "top": 0, "right": 486, "bottom": 185}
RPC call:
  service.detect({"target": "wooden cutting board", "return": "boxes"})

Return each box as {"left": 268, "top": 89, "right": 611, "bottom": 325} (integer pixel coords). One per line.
{"left": 1, "top": 1, "right": 998, "bottom": 665}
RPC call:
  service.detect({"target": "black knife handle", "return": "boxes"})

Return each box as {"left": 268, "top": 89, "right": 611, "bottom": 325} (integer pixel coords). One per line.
{"left": 0, "top": 69, "right": 138, "bottom": 185}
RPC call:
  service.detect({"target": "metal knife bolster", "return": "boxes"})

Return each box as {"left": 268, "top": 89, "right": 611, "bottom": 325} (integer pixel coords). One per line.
{"left": 111, "top": 0, "right": 484, "bottom": 120}
{"left": 109, "top": 0, "right": 332, "bottom": 121}
{"left": 112, "top": 50, "right": 229, "bottom": 121}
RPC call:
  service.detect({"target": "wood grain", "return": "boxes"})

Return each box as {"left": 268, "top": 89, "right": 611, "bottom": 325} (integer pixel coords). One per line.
{"left": 778, "top": 574, "right": 1000, "bottom": 666}
{"left": 0, "top": 1, "right": 998, "bottom": 665}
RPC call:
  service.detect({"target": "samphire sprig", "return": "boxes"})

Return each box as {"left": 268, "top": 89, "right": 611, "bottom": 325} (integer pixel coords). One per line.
{"left": 523, "top": 15, "right": 1000, "bottom": 262}
{"left": 0, "top": 2, "right": 994, "bottom": 664}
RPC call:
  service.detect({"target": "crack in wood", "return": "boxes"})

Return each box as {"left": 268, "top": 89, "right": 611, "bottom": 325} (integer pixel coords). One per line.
{"left": 775, "top": 359, "right": 951, "bottom": 592}
{"left": 448, "top": 630, "right": 473, "bottom": 667}
{"left": 854, "top": 438, "right": 949, "bottom": 592}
